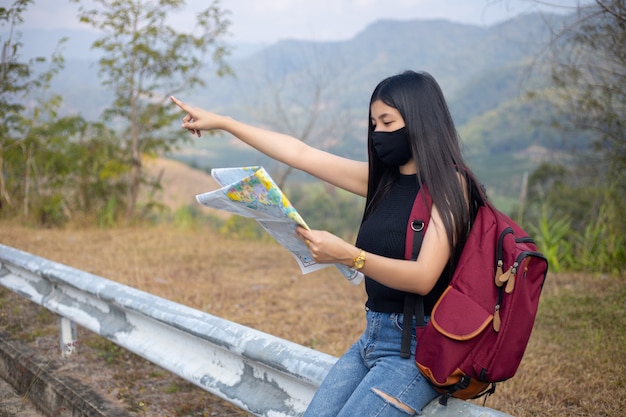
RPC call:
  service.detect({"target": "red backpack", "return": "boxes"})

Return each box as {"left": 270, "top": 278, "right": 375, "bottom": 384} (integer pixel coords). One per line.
{"left": 401, "top": 180, "right": 549, "bottom": 405}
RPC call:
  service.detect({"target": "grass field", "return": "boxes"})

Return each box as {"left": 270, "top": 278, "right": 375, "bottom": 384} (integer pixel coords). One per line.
{"left": 1, "top": 223, "right": 624, "bottom": 417}
{"left": 1, "top": 158, "right": 624, "bottom": 416}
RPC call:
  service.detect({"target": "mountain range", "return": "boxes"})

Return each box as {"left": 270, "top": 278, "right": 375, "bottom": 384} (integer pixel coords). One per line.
{"left": 16, "top": 11, "right": 588, "bottom": 204}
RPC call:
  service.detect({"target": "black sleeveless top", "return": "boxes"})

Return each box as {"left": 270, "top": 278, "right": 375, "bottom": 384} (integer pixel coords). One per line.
{"left": 355, "top": 174, "right": 451, "bottom": 315}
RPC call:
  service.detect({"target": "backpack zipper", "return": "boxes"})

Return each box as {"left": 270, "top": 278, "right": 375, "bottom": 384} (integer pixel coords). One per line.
{"left": 493, "top": 250, "right": 548, "bottom": 331}
{"left": 495, "top": 228, "right": 514, "bottom": 287}
{"left": 493, "top": 229, "right": 540, "bottom": 330}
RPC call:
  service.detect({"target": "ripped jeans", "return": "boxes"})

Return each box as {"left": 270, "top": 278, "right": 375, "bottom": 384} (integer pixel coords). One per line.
{"left": 302, "top": 309, "right": 438, "bottom": 417}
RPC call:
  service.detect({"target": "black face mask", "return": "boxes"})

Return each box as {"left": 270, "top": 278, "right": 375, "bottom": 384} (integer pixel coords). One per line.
{"left": 371, "top": 126, "right": 412, "bottom": 166}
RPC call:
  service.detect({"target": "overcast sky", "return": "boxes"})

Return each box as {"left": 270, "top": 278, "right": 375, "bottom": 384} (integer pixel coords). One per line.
{"left": 20, "top": 0, "right": 587, "bottom": 44}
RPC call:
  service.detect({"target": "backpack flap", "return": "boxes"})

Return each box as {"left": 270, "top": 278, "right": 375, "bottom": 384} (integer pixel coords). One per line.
{"left": 416, "top": 286, "right": 493, "bottom": 386}
{"left": 431, "top": 287, "right": 493, "bottom": 341}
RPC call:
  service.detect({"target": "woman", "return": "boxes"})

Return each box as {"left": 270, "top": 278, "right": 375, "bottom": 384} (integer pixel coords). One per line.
{"left": 171, "top": 70, "right": 480, "bottom": 416}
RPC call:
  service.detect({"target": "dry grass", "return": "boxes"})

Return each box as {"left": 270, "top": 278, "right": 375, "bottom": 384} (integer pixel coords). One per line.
{"left": 1, "top": 223, "right": 624, "bottom": 416}
{"left": 0, "top": 223, "right": 365, "bottom": 416}
{"left": 0, "top": 159, "right": 624, "bottom": 416}
{"left": 0, "top": 224, "right": 366, "bottom": 356}
{"left": 142, "top": 157, "right": 220, "bottom": 215}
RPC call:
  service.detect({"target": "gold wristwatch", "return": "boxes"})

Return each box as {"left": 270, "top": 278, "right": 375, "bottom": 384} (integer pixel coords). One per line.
{"left": 352, "top": 249, "right": 366, "bottom": 270}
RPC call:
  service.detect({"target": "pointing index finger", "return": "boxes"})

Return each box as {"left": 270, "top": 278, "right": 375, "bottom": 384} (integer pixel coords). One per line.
{"left": 170, "top": 96, "right": 186, "bottom": 110}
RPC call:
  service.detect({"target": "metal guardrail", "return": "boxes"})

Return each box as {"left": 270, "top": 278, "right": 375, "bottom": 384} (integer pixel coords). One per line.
{"left": 0, "top": 243, "right": 512, "bottom": 417}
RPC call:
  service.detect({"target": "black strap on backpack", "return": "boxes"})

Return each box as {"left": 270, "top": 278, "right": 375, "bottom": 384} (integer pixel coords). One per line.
{"left": 401, "top": 293, "right": 424, "bottom": 358}
{"left": 400, "top": 218, "right": 426, "bottom": 359}
{"left": 439, "top": 375, "right": 472, "bottom": 405}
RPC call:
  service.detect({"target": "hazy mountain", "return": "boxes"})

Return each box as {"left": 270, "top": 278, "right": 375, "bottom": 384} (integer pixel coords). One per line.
{"left": 13, "top": 11, "right": 587, "bottom": 203}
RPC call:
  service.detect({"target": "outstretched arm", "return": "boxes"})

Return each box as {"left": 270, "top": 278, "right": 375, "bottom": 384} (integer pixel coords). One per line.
{"left": 171, "top": 96, "right": 369, "bottom": 197}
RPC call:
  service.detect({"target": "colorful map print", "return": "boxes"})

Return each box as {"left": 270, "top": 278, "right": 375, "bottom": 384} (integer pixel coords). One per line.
{"left": 224, "top": 167, "right": 307, "bottom": 227}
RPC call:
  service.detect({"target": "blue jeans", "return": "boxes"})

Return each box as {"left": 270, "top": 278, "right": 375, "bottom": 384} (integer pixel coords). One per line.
{"left": 303, "top": 309, "right": 438, "bottom": 417}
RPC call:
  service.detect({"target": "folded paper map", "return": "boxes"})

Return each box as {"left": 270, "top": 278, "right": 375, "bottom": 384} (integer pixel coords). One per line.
{"left": 196, "top": 166, "right": 363, "bottom": 285}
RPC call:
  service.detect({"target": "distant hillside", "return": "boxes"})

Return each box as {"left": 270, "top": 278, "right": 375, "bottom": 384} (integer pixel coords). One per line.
{"left": 167, "top": 11, "right": 583, "bottom": 203}
{"left": 15, "top": 11, "right": 587, "bottom": 202}
{"left": 142, "top": 157, "right": 223, "bottom": 216}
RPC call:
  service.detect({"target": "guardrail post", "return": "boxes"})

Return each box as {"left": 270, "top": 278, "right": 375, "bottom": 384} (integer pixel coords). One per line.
{"left": 59, "top": 316, "right": 77, "bottom": 357}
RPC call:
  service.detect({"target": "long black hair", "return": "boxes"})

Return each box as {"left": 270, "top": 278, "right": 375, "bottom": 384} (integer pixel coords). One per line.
{"left": 364, "top": 70, "right": 485, "bottom": 258}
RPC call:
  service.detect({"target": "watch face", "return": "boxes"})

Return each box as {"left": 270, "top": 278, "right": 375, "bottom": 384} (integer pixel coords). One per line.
{"left": 353, "top": 251, "right": 365, "bottom": 269}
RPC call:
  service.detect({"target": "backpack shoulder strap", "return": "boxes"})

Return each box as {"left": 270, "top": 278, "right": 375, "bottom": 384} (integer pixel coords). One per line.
{"left": 404, "top": 184, "right": 432, "bottom": 260}
{"left": 401, "top": 185, "right": 432, "bottom": 359}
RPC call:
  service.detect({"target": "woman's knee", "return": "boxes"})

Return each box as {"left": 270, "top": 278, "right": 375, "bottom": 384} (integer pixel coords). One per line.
{"left": 371, "top": 388, "right": 416, "bottom": 415}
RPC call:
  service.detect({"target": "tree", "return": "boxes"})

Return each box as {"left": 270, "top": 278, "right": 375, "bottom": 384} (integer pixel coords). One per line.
{"left": 0, "top": 0, "right": 38, "bottom": 209}
{"left": 1, "top": 0, "right": 133, "bottom": 226}
{"left": 546, "top": 0, "right": 625, "bottom": 175}
{"left": 1, "top": 0, "right": 78, "bottom": 221}
{"left": 239, "top": 44, "right": 355, "bottom": 188}
{"left": 519, "top": 1, "right": 626, "bottom": 273}
{"left": 72, "top": 0, "right": 232, "bottom": 219}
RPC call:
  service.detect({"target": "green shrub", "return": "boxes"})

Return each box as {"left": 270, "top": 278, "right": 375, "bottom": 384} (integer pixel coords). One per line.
{"left": 530, "top": 209, "right": 572, "bottom": 273}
